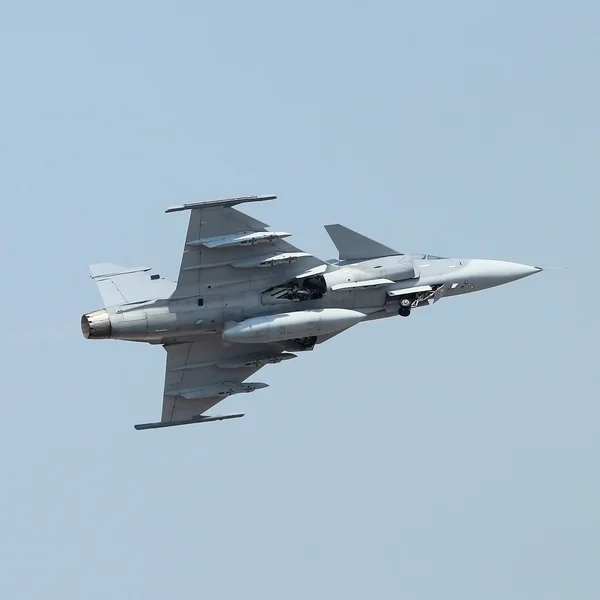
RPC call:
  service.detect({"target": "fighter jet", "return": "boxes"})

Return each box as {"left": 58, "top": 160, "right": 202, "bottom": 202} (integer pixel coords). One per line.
{"left": 81, "top": 195, "right": 545, "bottom": 430}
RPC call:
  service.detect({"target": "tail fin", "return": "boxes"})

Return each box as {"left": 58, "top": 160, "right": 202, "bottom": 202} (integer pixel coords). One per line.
{"left": 324, "top": 224, "right": 402, "bottom": 261}
{"left": 89, "top": 263, "right": 176, "bottom": 307}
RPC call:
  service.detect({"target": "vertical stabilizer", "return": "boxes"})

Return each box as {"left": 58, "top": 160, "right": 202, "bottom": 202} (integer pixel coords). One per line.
{"left": 89, "top": 263, "right": 176, "bottom": 306}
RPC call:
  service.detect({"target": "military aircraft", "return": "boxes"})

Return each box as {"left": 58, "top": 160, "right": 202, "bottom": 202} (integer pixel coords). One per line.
{"left": 82, "top": 194, "right": 545, "bottom": 430}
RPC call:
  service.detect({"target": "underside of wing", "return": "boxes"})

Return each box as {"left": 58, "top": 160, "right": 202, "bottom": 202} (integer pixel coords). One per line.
{"left": 167, "top": 195, "right": 325, "bottom": 299}
{"left": 134, "top": 335, "right": 298, "bottom": 430}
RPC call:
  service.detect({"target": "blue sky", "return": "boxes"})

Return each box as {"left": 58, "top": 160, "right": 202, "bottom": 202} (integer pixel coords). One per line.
{"left": 0, "top": 1, "right": 598, "bottom": 598}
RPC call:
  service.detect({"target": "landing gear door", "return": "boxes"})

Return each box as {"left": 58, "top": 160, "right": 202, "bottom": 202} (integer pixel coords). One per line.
{"left": 334, "top": 288, "right": 356, "bottom": 309}
{"left": 432, "top": 284, "right": 447, "bottom": 303}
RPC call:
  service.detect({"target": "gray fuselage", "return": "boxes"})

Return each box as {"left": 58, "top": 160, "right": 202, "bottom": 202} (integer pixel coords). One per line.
{"left": 82, "top": 256, "right": 541, "bottom": 346}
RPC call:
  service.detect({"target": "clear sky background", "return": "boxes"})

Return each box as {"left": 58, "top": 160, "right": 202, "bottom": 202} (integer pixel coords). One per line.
{"left": 0, "top": 1, "right": 598, "bottom": 598}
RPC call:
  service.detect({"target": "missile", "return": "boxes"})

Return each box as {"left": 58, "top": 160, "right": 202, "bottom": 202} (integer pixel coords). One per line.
{"left": 222, "top": 308, "right": 367, "bottom": 344}
{"left": 217, "top": 352, "right": 297, "bottom": 368}
{"left": 167, "top": 352, "right": 297, "bottom": 371}
{"left": 186, "top": 230, "right": 291, "bottom": 248}
{"left": 231, "top": 252, "right": 311, "bottom": 268}
{"left": 165, "top": 381, "right": 268, "bottom": 400}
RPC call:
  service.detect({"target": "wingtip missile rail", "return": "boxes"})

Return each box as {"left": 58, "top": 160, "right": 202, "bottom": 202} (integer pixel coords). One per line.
{"left": 166, "top": 194, "right": 277, "bottom": 213}
{"left": 134, "top": 413, "right": 245, "bottom": 431}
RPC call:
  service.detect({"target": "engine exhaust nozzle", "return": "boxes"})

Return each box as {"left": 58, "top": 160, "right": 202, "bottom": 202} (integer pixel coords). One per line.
{"left": 81, "top": 309, "right": 111, "bottom": 339}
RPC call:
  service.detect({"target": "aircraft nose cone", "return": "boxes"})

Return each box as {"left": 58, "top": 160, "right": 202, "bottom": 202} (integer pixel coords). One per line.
{"left": 464, "top": 259, "right": 542, "bottom": 290}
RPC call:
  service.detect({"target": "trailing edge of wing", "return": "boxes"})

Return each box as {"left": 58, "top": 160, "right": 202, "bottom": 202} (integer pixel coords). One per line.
{"left": 324, "top": 224, "right": 402, "bottom": 261}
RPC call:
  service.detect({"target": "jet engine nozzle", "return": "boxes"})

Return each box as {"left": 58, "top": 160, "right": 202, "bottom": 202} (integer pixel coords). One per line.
{"left": 81, "top": 309, "right": 112, "bottom": 339}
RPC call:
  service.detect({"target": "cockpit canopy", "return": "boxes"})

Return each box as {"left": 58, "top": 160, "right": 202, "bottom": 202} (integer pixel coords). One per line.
{"left": 411, "top": 254, "right": 447, "bottom": 260}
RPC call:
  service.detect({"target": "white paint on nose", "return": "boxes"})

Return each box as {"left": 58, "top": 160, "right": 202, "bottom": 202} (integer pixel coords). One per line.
{"left": 463, "top": 259, "right": 542, "bottom": 289}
